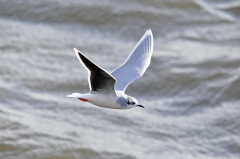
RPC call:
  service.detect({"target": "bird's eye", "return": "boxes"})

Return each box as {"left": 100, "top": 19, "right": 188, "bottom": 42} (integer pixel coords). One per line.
{"left": 127, "top": 101, "right": 130, "bottom": 104}
{"left": 132, "top": 102, "right": 135, "bottom": 105}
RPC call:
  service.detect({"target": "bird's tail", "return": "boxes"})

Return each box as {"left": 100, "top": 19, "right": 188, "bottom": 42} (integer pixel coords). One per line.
{"left": 66, "top": 93, "right": 84, "bottom": 98}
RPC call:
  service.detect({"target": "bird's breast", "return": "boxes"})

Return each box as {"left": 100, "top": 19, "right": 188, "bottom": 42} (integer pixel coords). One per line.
{"left": 87, "top": 94, "right": 124, "bottom": 109}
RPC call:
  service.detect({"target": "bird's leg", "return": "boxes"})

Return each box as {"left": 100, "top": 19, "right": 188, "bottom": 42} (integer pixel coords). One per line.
{"left": 78, "top": 98, "right": 88, "bottom": 102}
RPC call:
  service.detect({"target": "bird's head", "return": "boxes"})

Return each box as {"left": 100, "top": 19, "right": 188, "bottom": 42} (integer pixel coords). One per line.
{"left": 126, "top": 96, "right": 145, "bottom": 108}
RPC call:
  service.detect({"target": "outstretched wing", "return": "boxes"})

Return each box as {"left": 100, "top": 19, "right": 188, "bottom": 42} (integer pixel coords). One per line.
{"left": 74, "top": 48, "right": 116, "bottom": 94}
{"left": 111, "top": 29, "right": 153, "bottom": 92}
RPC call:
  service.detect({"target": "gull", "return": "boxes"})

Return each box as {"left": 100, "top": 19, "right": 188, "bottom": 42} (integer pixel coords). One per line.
{"left": 67, "top": 29, "right": 153, "bottom": 109}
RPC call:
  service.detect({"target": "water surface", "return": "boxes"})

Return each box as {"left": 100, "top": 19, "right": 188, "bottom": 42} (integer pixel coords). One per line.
{"left": 0, "top": 0, "right": 240, "bottom": 158}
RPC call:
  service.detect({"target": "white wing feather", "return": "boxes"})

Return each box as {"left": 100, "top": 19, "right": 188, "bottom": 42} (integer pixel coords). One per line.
{"left": 111, "top": 29, "right": 154, "bottom": 92}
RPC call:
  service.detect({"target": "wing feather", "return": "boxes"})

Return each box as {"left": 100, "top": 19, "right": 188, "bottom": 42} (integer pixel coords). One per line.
{"left": 74, "top": 48, "right": 116, "bottom": 94}
{"left": 111, "top": 29, "right": 153, "bottom": 92}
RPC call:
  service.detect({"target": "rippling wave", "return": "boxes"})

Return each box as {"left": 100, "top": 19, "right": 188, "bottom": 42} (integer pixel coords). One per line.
{"left": 0, "top": 0, "right": 240, "bottom": 159}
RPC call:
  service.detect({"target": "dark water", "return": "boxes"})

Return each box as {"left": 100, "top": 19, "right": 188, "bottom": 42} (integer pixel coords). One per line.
{"left": 0, "top": 0, "right": 240, "bottom": 158}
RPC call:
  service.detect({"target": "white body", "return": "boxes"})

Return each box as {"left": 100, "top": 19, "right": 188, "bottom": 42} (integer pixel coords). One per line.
{"left": 67, "top": 91, "right": 133, "bottom": 109}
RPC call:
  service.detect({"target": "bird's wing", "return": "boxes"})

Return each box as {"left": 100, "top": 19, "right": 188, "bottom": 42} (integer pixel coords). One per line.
{"left": 111, "top": 29, "right": 153, "bottom": 92}
{"left": 74, "top": 48, "right": 116, "bottom": 94}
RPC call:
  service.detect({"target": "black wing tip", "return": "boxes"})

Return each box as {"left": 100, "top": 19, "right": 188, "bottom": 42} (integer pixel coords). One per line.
{"left": 73, "top": 48, "right": 87, "bottom": 61}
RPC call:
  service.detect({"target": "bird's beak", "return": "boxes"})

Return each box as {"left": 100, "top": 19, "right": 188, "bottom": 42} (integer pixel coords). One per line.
{"left": 137, "top": 105, "right": 145, "bottom": 108}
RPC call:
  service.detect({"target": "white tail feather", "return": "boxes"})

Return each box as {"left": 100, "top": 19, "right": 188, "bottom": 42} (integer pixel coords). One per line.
{"left": 66, "top": 93, "right": 83, "bottom": 98}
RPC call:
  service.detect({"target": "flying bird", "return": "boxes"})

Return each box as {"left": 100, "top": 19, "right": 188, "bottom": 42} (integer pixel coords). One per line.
{"left": 67, "top": 29, "right": 153, "bottom": 109}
